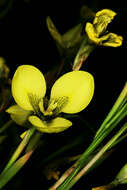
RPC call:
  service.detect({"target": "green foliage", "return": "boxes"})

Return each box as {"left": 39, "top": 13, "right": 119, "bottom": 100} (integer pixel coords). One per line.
{"left": 0, "top": 2, "right": 126, "bottom": 190}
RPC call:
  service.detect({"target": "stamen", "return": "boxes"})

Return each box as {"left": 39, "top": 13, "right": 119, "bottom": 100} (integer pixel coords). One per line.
{"left": 28, "top": 94, "right": 68, "bottom": 121}
{"left": 28, "top": 93, "right": 41, "bottom": 115}
{"left": 43, "top": 97, "right": 49, "bottom": 111}
{"left": 39, "top": 99, "right": 45, "bottom": 113}
{"left": 51, "top": 96, "right": 69, "bottom": 116}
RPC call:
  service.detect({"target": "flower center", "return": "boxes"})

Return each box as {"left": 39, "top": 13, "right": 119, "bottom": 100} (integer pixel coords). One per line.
{"left": 94, "top": 15, "right": 111, "bottom": 36}
{"left": 28, "top": 93, "right": 68, "bottom": 121}
{"left": 40, "top": 96, "right": 69, "bottom": 117}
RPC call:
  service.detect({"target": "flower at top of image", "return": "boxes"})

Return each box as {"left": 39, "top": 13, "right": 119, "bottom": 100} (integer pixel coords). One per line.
{"left": 6, "top": 65, "right": 94, "bottom": 133}
{"left": 85, "top": 9, "right": 123, "bottom": 47}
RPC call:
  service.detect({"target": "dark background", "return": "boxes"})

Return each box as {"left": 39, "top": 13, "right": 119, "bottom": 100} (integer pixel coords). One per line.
{"left": 0, "top": 0, "right": 127, "bottom": 189}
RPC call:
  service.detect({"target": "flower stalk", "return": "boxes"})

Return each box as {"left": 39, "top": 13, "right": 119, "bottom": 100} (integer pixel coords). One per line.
{"left": 0, "top": 150, "right": 33, "bottom": 190}
{"left": 1, "top": 127, "right": 35, "bottom": 174}
{"left": 95, "top": 83, "right": 127, "bottom": 138}
{"left": 92, "top": 145, "right": 127, "bottom": 190}
{"left": 0, "top": 120, "right": 13, "bottom": 134}
{"left": 72, "top": 36, "right": 95, "bottom": 71}
{"left": 62, "top": 123, "right": 127, "bottom": 190}
{"left": 0, "top": 128, "right": 41, "bottom": 190}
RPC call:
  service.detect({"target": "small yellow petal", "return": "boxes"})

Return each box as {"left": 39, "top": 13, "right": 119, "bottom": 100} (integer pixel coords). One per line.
{"left": 93, "top": 9, "right": 116, "bottom": 35}
{"left": 102, "top": 33, "right": 123, "bottom": 47}
{"left": 39, "top": 99, "right": 45, "bottom": 113}
{"left": 6, "top": 104, "right": 30, "bottom": 115}
{"left": 85, "top": 22, "right": 100, "bottom": 44}
{"left": 6, "top": 105, "right": 31, "bottom": 125}
{"left": 20, "top": 130, "right": 28, "bottom": 139}
{"left": 50, "top": 71, "right": 94, "bottom": 114}
{"left": 12, "top": 65, "right": 46, "bottom": 111}
{"left": 94, "top": 9, "right": 116, "bottom": 25}
{"left": 28, "top": 116, "right": 72, "bottom": 133}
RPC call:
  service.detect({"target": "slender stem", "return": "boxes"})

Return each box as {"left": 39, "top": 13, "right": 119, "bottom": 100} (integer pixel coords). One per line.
{"left": 63, "top": 123, "right": 127, "bottom": 190}
{"left": 0, "top": 151, "right": 33, "bottom": 190}
{"left": 72, "top": 37, "right": 95, "bottom": 71}
{"left": 25, "top": 131, "right": 42, "bottom": 152}
{"left": 75, "top": 103, "right": 127, "bottom": 173}
{"left": 95, "top": 83, "right": 127, "bottom": 138}
{"left": 0, "top": 131, "right": 41, "bottom": 190}
{"left": 41, "top": 132, "right": 85, "bottom": 167}
{"left": 109, "top": 133, "right": 127, "bottom": 149}
{"left": 2, "top": 127, "right": 35, "bottom": 174}
{"left": 49, "top": 161, "right": 78, "bottom": 190}
{"left": 56, "top": 59, "right": 65, "bottom": 78}
{"left": 51, "top": 140, "right": 101, "bottom": 190}
{"left": 52, "top": 88, "right": 127, "bottom": 189}
{"left": 93, "top": 103, "right": 127, "bottom": 143}
{"left": 51, "top": 112, "right": 126, "bottom": 190}
{"left": 0, "top": 120, "right": 13, "bottom": 134}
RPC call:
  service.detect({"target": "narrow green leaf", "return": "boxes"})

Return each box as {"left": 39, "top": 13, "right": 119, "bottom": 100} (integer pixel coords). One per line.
{"left": 0, "top": 151, "right": 33, "bottom": 190}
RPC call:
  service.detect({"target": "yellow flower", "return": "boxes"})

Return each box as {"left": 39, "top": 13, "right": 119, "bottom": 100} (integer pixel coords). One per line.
{"left": 6, "top": 65, "right": 94, "bottom": 133}
{"left": 85, "top": 9, "right": 123, "bottom": 47}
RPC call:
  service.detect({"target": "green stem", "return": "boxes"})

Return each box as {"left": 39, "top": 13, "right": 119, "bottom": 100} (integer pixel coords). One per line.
{"left": 0, "top": 131, "right": 41, "bottom": 190}
{"left": 25, "top": 131, "right": 42, "bottom": 152}
{"left": 65, "top": 123, "right": 127, "bottom": 190}
{"left": 95, "top": 83, "right": 127, "bottom": 138}
{"left": 0, "top": 151, "right": 33, "bottom": 190}
{"left": 109, "top": 133, "right": 127, "bottom": 149}
{"left": 52, "top": 110, "right": 126, "bottom": 190}
{"left": 53, "top": 139, "right": 102, "bottom": 190}
{"left": 2, "top": 127, "right": 35, "bottom": 173}
{"left": 93, "top": 103, "right": 127, "bottom": 143}
{"left": 0, "top": 120, "right": 13, "bottom": 133}
{"left": 72, "top": 36, "right": 95, "bottom": 71}
{"left": 53, "top": 87, "right": 127, "bottom": 190}
{"left": 70, "top": 102, "right": 127, "bottom": 177}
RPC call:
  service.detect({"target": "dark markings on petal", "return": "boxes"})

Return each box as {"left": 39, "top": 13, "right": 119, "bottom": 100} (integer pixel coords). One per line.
{"left": 28, "top": 93, "right": 44, "bottom": 118}
{"left": 52, "top": 96, "right": 69, "bottom": 116}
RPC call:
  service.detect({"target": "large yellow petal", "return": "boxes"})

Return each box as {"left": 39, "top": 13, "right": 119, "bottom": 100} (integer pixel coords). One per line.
{"left": 50, "top": 71, "right": 94, "bottom": 113}
{"left": 6, "top": 105, "right": 31, "bottom": 125}
{"left": 12, "top": 65, "right": 46, "bottom": 111}
{"left": 28, "top": 116, "right": 72, "bottom": 133}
